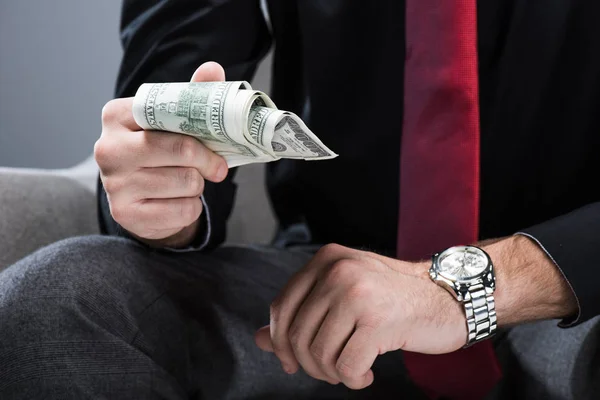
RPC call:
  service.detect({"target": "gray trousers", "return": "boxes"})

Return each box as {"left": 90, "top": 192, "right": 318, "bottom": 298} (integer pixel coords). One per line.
{"left": 0, "top": 236, "right": 598, "bottom": 399}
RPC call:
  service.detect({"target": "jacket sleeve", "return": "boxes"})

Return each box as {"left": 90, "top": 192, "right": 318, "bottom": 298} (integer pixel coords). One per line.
{"left": 516, "top": 201, "right": 600, "bottom": 327}
{"left": 98, "top": 0, "right": 272, "bottom": 251}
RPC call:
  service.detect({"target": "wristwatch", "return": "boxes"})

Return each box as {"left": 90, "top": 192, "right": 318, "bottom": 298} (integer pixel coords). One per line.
{"left": 429, "top": 245, "right": 497, "bottom": 347}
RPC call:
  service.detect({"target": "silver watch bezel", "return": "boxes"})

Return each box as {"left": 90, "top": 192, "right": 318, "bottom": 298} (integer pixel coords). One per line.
{"left": 429, "top": 245, "right": 496, "bottom": 302}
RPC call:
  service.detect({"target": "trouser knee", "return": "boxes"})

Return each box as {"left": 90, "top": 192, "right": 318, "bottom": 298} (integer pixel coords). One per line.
{"left": 0, "top": 236, "right": 161, "bottom": 343}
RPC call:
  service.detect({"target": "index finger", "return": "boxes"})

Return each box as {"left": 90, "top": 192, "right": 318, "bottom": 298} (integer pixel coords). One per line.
{"left": 269, "top": 271, "right": 315, "bottom": 373}
{"left": 269, "top": 251, "right": 334, "bottom": 374}
{"left": 135, "top": 131, "right": 228, "bottom": 182}
{"left": 336, "top": 327, "right": 377, "bottom": 390}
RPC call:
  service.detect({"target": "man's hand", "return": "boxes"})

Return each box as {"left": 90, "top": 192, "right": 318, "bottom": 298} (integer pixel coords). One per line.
{"left": 255, "top": 236, "right": 579, "bottom": 390}
{"left": 94, "top": 62, "right": 229, "bottom": 248}
{"left": 254, "top": 244, "right": 466, "bottom": 389}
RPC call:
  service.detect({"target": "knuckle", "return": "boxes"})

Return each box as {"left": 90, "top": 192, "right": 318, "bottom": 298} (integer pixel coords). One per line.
{"left": 269, "top": 298, "right": 283, "bottom": 322}
{"left": 179, "top": 199, "right": 201, "bottom": 223}
{"left": 326, "top": 259, "right": 359, "bottom": 285}
{"left": 101, "top": 99, "right": 122, "bottom": 126}
{"left": 336, "top": 360, "right": 361, "bottom": 381}
{"left": 93, "top": 137, "right": 112, "bottom": 166}
{"left": 316, "top": 243, "right": 344, "bottom": 260}
{"left": 288, "top": 323, "right": 302, "bottom": 349}
{"left": 309, "top": 342, "right": 327, "bottom": 364}
{"left": 101, "top": 177, "right": 122, "bottom": 196}
{"left": 174, "top": 136, "right": 197, "bottom": 163}
{"left": 95, "top": 135, "right": 129, "bottom": 174}
{"left": 288, "top": 324, "right": 302, "bottom": 348}
{"left": 345, "top": 282, "right": 375, "bottom": 303}
{"left": 182, "top": 168, "right": 204, "bottom": 196}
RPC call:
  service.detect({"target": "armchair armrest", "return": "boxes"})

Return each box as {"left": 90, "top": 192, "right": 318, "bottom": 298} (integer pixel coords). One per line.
{"left": 0, "top": 168, "right": 98, "bottom": 271}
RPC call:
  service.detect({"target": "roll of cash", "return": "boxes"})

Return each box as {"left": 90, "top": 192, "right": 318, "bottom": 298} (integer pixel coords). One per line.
{"left": 132, "top": 81, "right": 338, "bottom": 168}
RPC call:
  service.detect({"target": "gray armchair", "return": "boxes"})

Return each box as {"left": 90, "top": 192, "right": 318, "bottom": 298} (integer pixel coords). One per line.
{"left": 0, "top": 157, "right": 276, "bottom": 271}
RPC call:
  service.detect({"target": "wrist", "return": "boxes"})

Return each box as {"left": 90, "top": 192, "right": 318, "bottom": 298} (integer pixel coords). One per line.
{"left": 410, "top": 259, "right": 470, "bottom": 348}
{"left": 482, "top": 235, "right": 578, "bottom": 326}
{"left": 135, "top": 219, "right": 200, "bottom": 249}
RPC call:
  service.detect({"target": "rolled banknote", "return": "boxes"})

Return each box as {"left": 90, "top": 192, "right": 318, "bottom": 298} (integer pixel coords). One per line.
{"left": 132, "top": 81, "right": 338, "bottom": 168}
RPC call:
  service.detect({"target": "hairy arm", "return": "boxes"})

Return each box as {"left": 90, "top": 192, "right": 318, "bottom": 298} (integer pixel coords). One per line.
{"left": 477, "top": 235, "right": 578, "bottom": 326}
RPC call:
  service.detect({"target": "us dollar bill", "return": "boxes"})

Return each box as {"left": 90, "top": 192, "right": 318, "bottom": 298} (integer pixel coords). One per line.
{"left": 132, "top": 82, "right": 338, "bottom": 168}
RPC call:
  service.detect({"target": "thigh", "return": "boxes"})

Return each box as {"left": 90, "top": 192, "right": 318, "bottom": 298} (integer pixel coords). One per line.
{"left": 0, "top": 237, "right": 421, "bottom": 399}
{"left": 156, "top": 244, "right": 338, "bottom": 399}
{"left": 0, "top": 235, "right": 193, "bottom": 399}
{"left": 0, "top": 236, "right": 326, "bottom": 399}
{"left": 490, "top": 317, "right": 600, "bottom": 400}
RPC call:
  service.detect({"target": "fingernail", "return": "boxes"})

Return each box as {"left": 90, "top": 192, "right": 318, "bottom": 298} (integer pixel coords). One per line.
{"left": 281, "top": 363, "right": 294, "bottom": 374}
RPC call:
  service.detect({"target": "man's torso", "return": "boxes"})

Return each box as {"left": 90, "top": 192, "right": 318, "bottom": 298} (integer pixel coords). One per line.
{"left": 265, "top": 0, "right": 600, "bottom": 254}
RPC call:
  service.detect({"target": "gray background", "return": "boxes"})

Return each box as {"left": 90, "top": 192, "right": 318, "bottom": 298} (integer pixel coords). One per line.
{"left": 0, "top": 0, "right": 276, "bottom": 243}
{"left": 0, "top": 0, "right": 272, "bottom": 169}
{"left": 0, "top": 1, "right": 122, "bottom": 168}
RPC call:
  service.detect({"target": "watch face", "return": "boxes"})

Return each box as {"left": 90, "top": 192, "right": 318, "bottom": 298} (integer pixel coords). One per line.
{"left": 437, "top": 246, "right": 489, "bottom": 281}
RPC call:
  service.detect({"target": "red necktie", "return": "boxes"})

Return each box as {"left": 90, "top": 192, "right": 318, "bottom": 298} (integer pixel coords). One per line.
{"left": 397, "top": 1, "right": 502, "bottom": 399}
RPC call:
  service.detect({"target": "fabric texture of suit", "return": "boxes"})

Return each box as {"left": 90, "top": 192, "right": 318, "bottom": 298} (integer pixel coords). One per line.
{"left": 100, "top": 0, "right": 600, "bottom": 326}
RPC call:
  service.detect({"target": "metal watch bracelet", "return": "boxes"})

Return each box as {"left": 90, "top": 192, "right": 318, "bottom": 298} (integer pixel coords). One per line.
{"left": 464, "top": 282, "right": 497, "bottom": 346}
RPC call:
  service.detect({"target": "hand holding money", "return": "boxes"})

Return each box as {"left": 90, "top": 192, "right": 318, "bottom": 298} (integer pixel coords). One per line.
{"left": 96, "top": 61, "right": 336, "bottom": 248}
{"left": 132, "top": 80, "right": 337, "bottom": 168}
{"left": 95, "top": 62, "right": 230, "bottom": 247}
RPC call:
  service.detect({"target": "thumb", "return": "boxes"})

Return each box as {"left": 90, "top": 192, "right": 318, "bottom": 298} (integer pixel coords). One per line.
{"left": 254, "top": 325, "right": 274, "bottom": 352}
{"left": 190, "top": 61, "right": 226, "bottom": 82}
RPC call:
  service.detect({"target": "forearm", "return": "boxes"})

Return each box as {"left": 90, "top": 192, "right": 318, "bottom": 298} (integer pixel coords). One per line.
{"left": 482, "top": 235, "right": 578, "bottom": 326}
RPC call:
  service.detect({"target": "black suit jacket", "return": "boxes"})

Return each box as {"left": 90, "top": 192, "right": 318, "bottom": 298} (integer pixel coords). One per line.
{"left": 100, "top": 0, "right": 600, "bottom": 326}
